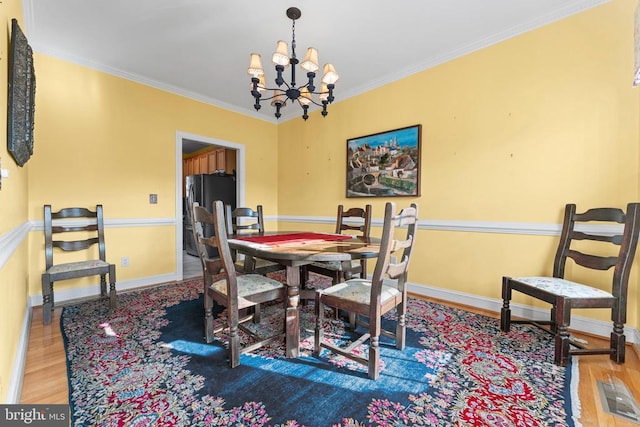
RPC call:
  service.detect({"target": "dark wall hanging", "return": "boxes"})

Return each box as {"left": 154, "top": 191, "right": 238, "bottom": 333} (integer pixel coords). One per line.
{"left": 7, "top": 18, "right": 36, "bottom": 167}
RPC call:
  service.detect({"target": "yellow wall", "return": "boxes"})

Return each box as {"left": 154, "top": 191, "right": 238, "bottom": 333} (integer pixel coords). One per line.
{"left": 0, "top": 0, "right": 29, "bottom": 403}
{"left": 25, "top": 54, "right": 278, "bottom": 293}
{"left": 278, "top": 0, "right": 640, "bottom": 324}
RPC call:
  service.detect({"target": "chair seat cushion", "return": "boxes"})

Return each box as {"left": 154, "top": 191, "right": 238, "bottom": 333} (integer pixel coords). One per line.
{"left": 310, "top": 260, "right": 361, "bottom": 271}
{"left": 320, "top": 278, "right": 401, "bottom": 305}
{"left": 48, "top": 260, "right": 110, "bottom": 275}
{"left": 211, "top": 274, "right": 283, "bottom": 297}
{"left": 513, "top": 276, "right": 614, "bottom": 299}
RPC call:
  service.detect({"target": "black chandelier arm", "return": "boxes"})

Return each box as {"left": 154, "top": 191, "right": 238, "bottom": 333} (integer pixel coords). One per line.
{"left": 274, "top": 65, "right": 286, "bottom": 87}
{"left": 273, "top": 102, "right": 283, "bottom": 119}
{"left": 321, "top": 100, "right": 328, "bottom": 117}
{"left": 306, "top": 72, "right": 316, "bottom": 93}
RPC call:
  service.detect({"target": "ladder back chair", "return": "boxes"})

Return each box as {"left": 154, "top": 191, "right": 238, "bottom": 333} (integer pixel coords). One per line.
{"left": 305, "top": 205, "right": 373, "bottom": 286}
{"left": 225, "top": 204, "right": 284, "bottom": 276}
{"left": 41, "top": 204, "right": 117, "bottom": 325}
{"left": 192, "top": 201, "right": 286, "bottom": 368}
{"left": 314, "top": 202, "right": 418, "bottom": 379}
{"left": 226, "top": 204, "right": 285, "bottom": 322}
{"left": 501, "top": 203, "right": 640, "bottom": 366}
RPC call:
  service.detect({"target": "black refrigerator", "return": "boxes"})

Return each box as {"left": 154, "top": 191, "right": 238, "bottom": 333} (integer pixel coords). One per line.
{"left": 184, "top": 173, "right": 236, "bottom": 257}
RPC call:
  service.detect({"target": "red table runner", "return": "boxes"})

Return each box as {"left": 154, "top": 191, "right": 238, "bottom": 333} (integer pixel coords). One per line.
{"left": 234, "top": 232, "right": 352, "bottom": 246}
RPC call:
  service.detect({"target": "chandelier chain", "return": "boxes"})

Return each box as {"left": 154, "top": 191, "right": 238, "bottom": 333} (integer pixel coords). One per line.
{"left": 291, "top": 19, "right": 297, "bottom": 60}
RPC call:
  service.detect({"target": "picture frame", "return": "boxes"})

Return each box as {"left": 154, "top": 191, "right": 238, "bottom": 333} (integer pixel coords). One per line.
{"left": 346, "top": 124, "right": 421, "bottom": 198}
{"left": 7, "top": 18, "right": 36, "bottom": 167}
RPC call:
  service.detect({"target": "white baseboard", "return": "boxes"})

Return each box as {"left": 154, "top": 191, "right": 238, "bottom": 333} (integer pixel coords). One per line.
{"left": 407, "top": 281, "right": 639, "bottom": 344}
{"left": 6, "top": 305, "right": 30, "bottom": 404}
{"left": 28, "top": 273, "right": 179, "bottom": 307}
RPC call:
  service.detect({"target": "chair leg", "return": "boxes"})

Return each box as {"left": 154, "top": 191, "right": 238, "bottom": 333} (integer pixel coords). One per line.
{"left": 228, "top": 323, "right": 240, "bottom": 368}
{"left": 108, "top": 265, "right": 117, "bottom": 310}
{"left": 204, "top": 294, "right": 215, "bottom": 343}
{"left": 301, "top": 266, "right": 310, "bottom": 288}
{"left": 348, "top": 312, "right": 357, "bottom": 330}
{"left": 554, "top": 326, "right": 571, "bottom": 366}
{"left": 252, "top": 304, "right": 261, "bottom": 323}
{"left": 396, "top": 303, "right": 406, "bottom": 351}
{"left": 360, "top": 259, "right": 367, "bottom": 279}
{"left": 500, "top": 277, "right": 512, "bottom": 332}
{"left": 554, "top": 299, "right": 571, "bottom": 366}
{"left": 41, "top": 275, "right": 53, "bottom": 325}
{"left": 549, "top": 307, "right": 557, "bottom": 334}
{"left": 610, "top": 322, "right": 626, "bottom": 364}
{"left": 368, "top": 334, "right": 380, "bottom": 380}
{"left": 100, "top": 274, "right": 107, "bottom": 297}
{"left": 313, "top": 293, "right": 323, "bottom": 356}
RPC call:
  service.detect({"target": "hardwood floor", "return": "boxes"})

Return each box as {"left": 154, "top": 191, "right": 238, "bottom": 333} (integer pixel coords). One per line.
{"left": 19, "top": 295, "right": 640, "bottom": 426}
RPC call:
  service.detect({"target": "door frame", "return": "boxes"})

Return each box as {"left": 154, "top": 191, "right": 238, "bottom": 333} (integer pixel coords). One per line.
{"left": 175, "top": 131, "right": 246, "bottom": 279}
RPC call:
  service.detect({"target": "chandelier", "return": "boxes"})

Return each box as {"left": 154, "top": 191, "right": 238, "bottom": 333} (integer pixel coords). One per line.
{"left": 247, "top": 7, "right": 339, "bottom": 121}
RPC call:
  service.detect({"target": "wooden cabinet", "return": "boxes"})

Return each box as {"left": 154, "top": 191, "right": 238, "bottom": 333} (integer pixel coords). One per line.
{"left": 183, "top": 147, "right": 234, "bottom": 196}
{"left": 216, "top": 148, "right": 226, "bottom": 172}
{"left": 198, "top": 155, "right": 208, "bottom": 174}
{"left": 205, "top": 148, "right": 226, "bottom": 174}
{"left": 207, "top": 150, "right": 218, "bottom": 174}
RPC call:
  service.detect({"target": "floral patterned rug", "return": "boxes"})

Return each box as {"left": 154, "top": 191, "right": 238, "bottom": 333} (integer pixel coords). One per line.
{"left": 61, "top": 275, "right": 580, "bottom": 426}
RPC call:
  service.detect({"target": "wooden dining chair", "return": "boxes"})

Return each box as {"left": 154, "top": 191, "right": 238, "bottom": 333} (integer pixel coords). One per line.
{"left": 304, "top": 205, "right": 373, "bottom": 286}
{"left": 501, "top": 203, "right": 640, "bottom": 366}
{"left": 225, "top": 204, "right": 284, "bottom": 275}
{"left": 41, "top": 204, "right": 117, "bottom": 325}
{"left": 314, "top": 202, "right": 418, "bottom": 379}
{"left": 192, "top": 201, "right": 286, "bottom": 368}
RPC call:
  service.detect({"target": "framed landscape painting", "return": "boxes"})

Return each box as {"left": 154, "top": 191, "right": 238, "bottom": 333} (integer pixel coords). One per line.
{"left": 346, "top": 124, "right": 421, "bottom": 198}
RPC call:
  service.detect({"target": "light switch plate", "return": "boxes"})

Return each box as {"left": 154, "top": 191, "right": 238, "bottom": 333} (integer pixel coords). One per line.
{"left": 149, "top": 194, "right": 158, "bottom": 204}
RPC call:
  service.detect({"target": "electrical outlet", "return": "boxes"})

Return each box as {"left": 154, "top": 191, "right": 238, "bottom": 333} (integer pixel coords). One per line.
{"left": 121, "top": 256, "right": 130, "bottom": 267}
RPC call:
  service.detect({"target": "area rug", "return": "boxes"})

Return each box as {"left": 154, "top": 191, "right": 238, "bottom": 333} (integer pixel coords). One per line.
{"left": 61, "top": 275, "right": 581, "bottom": 426}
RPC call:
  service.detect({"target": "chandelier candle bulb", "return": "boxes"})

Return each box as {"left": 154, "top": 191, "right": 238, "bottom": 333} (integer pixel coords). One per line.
{"left": 247, "top": 7, "right": 338, "bottom": 120}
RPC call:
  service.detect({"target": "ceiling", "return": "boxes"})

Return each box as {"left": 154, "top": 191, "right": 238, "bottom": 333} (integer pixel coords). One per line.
{"left": 23, "top": 0, "right": 605, "bottom": 123}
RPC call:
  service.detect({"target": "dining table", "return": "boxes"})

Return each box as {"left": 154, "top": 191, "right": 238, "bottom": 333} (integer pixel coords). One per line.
{"left": 227, "top": 231, "right": 381, "bottom": 358}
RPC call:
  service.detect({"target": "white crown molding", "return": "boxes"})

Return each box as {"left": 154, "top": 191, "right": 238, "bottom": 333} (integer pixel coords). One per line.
{"left": 22, "top": 0, "right": 608, "bottom": 125}
{"left": 338, "top": 0, "right": 610, "bottom": 102}
{"left": 27, "top": 42, "right": 277, "bottom": 124}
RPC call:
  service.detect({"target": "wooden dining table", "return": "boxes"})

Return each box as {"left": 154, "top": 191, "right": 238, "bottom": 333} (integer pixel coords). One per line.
{"left": 227, "top": 231, "right": 380, "bottom": 358}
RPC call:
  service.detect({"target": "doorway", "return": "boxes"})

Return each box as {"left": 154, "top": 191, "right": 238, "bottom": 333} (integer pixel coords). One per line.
{"left": 175, "top": 131, "right": 246, "bottom": 280}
